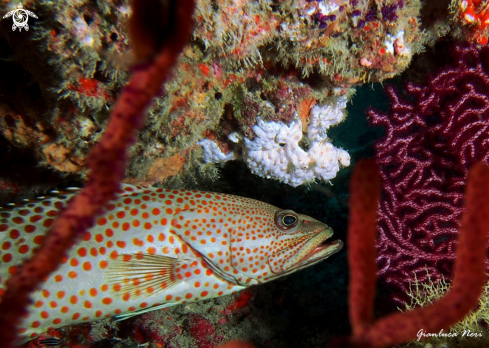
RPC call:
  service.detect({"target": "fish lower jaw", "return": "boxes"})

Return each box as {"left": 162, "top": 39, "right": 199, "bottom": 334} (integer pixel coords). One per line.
{"left": 296, "top": 239, "right": 344, "bottom": 267}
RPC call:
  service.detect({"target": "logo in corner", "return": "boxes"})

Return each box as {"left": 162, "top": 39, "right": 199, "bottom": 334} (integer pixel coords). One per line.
{"left": 3, "top": 3, "right": 38, "bottom": 32}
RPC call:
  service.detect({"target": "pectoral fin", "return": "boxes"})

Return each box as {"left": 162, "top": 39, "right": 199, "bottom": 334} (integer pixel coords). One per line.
{"left": 104, "top": 253, "right": 182, "bottom": 300}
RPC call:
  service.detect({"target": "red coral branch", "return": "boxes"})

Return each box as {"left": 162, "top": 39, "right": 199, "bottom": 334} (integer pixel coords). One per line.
{"left": 0, "top": 1, "right": 194, "bottom": 346}
{"left": 348, "top": 160, "right": 381, "bottom": 335}
{"left": 333, "top": 159, "right": 489, "bottom": 348}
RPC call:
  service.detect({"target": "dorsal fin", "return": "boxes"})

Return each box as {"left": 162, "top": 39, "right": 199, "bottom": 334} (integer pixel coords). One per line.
{"left": 0, "top": 184, "right": 158, "bottom": 211}
{"left": 0, "top": 188, "right": 79, "bottom": 212}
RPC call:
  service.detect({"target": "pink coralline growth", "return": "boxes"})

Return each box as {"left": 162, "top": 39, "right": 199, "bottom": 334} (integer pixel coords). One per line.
{"left": 188, "top": 314, "right": 225, "bottom": 348}
{"left": 67, "top": 77, "right": 112, "bottom": 101}
{"left": 368, "top": 43, "right": 489, "bottom": 303}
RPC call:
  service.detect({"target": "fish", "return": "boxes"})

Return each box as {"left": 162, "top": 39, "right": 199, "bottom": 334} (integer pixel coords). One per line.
{"left": 0, "top": 184, "right": 343, "bottom": 343}
{"left": 38, "top": 337, "right": 62, "bottom": 346}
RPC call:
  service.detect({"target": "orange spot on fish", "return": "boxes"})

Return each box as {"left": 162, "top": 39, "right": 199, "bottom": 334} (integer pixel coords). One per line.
{"left": 9, "top": 229, "right": 20, "bottom": 239}
{"left": 43, "top": 219, "right": 54, "bottom": 228}
{"left": 33, "top": 235, "right": 44, "bottom": 245}
{"left": 83, "top": 262, "right": 92, "bottom": 271}
{"left": 18, "top": 244, "right": 29, "bottom": 254}
{"left": 24, "top": 225, "right": 36, "bottom": 233}
{"left": 132, "top": 238, "right": 142, "bottom": 246}
{"left": 12, "top": 217, "right": 24, "bottom": 224}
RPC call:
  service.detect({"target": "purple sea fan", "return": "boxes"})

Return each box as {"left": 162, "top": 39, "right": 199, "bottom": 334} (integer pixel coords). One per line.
{"left": 368, "top": 43, "right": 489, "bottom": 304}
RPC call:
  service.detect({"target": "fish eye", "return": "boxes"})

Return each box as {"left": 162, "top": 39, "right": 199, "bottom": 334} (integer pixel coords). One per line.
{"left": 275, "top": 211, "right": 299, "bottom": 230}
{"left": 283, "top": 215, "right": 296, "bottom": 225}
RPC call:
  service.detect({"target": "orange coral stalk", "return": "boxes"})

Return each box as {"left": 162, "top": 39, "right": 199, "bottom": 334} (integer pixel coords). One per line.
{"left": 340, "top": 160, "right": 489, "bottom": 348}
{"left": 0, "top": 1, "right": 194, "bottom": 346}
{"left": 348, "top": 160, "right": 381, "bottom": 335}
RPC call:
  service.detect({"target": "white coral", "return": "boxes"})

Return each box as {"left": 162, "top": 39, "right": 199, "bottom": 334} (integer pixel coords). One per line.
{"left": 198, "top": 139, "right": 236, "bottom": 163}
{"left": 199, "top": 97, "right": 350, "bottom": 187}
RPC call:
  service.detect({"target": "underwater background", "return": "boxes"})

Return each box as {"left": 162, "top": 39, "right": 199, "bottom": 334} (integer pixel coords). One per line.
{"left": 1, "top": 0, "right": 489, "bottom": 347}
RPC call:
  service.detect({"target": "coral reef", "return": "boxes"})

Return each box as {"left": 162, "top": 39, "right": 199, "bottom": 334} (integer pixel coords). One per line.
{"left": 23, "top": 290, "right": 259, "bottom": 348}
{"left": 2, "top": 0, "right": 489, "bottom": 347}
{"left": 367, "top": 42, "right": 489, "bottom": 303}
{"left": 195, "top": 0, "right": 422, "bottom": 82}
{"left": 450, "top": 0, "right": 489, "bottom": 44}
{"left": 0, "top": 0, "right": 127, "bottom": 174}
{"left": 0, "top": 0, "right": 426, "bottom": 192}
{"left": 199, "top": 96, "right": 350, "bottom": 187}
{"left": 0, "top": 0, "right": 195, "bottom": 346}
{"left": 330, "top": 159, "right": 489, "bottom": 348}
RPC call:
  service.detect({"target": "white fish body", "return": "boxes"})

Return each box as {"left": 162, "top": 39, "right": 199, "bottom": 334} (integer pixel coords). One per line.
{"left": 0, "top": 184, "right": 343, "bottom": 342}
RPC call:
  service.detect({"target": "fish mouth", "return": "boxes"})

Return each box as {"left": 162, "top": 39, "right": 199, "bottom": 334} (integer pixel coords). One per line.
{"left": 294, "top": 231, "right": 344, "bottom": 269}
{"left": 267, "top": 227, "right": 344, "bottom": 277}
